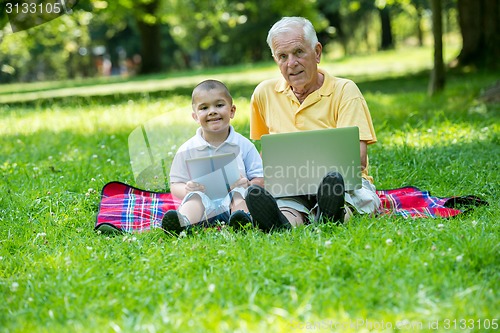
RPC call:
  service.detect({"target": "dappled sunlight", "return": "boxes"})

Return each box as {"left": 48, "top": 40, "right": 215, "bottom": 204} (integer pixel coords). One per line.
{"left": 323, "top": 55, "right": 430, "bottom": 79}
{"left": 379, "top": 122, "right": 496, "bottom": 148}
{"left": 0, "top": 97, "right": 195, "bottom": 137}
{"left": 322, "top": 45, "right": 460, "bottom": 79}
{"left": 1, "top": 5, "right": 498, "bottom": 332}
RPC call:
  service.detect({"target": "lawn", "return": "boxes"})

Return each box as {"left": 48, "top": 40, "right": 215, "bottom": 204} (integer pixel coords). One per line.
{"left": 0, "top": 47, "right": 499, "bottom": 333}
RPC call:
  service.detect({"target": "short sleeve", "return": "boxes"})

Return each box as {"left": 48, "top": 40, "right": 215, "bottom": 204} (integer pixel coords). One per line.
{"left": 250, "top": 85, "right": 270, "bottom": 140}
{"left": 336, "top": 81, "right": 377, "bottom": 144}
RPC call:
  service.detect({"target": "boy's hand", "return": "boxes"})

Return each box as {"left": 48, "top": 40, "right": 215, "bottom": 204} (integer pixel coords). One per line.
{"left": 185, "top": 181, "right": 205, "bottom": 193}
{"left": 230, "top": 176, "right": 250, "bottom": 190}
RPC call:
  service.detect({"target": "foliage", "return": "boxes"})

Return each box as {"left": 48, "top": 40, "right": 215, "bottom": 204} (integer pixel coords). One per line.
{"left": 0, "top": 0, "right": 463, "bottom": 82}
{"left": 1, "top": 49, "right": 499, "bottom": 332}
{"left": 165, "top": 0, "right": 321, "bottom": 66}
{"left": 0, "top": 8, "right": 94, "bottom": 82}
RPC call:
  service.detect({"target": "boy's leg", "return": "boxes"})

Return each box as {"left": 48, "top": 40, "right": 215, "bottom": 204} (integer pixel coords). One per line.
{"left": 228, "top": 188, "right": 253, "bottom": 228}
{"left": 178, "top": 194, "right": 205, "bottom": 225}
{"left": 230, "top": 191, "right": 248, "bottom": 212}
{"left": 163, "top": 192, "right": 216, "bottom": 234}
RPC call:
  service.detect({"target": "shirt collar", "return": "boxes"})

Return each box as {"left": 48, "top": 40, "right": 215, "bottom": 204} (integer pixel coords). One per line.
{"left": 193, "top": 125, "right": 238, "bottom": 150}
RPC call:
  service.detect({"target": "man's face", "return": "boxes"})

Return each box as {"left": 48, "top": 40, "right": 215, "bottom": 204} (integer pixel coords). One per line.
{"left": 271, "top": 29, "right": 322, "bottom": 90}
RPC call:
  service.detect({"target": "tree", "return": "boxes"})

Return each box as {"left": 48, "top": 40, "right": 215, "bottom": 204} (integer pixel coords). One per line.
{"left": 228, "top": 0, "right": 320, "bottom": 63}
{"left": 0, "top": 8, "right": 95, "bottom": 82}
{"left": 90, "top": 0, "right": 173, "bottom": 74}
{"left": 455, "top": 0, "right": 500, "bottom": 69}
{"left": 135, "top": 0, "right": 163, "bottom": 73}
{"left": 378, "top": 5, "right": 394, "bottom": 49}
{"left": 409, "top": 0, "right": 428, "bottom": 47}
{"left": 0, "top": 1, "right": 10, "bottom": 30}
{"left": 316, "top": 1, "right": 346, "bottom": 52}
{"left": 428, "top": 0, "right": 445, "bottom": 95}
{"left": 329, "top": 0, "right": 379, "bottom": 54}
{"left": 167, "top": 0, "right": 241, "bottom": 67}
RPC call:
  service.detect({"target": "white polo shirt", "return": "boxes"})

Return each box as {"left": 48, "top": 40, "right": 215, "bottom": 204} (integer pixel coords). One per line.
{"left": 169, "top": 126, "right": 263, "bottom": 184}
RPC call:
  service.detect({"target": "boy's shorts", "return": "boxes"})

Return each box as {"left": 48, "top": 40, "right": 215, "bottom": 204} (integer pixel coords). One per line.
{"left": 181, "top": 187, "right": 247, "bottom": 225}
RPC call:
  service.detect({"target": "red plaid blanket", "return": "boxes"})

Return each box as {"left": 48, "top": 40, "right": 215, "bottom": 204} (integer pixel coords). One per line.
{"left": 95, "top": 182, "right": 487, "bottom": 233}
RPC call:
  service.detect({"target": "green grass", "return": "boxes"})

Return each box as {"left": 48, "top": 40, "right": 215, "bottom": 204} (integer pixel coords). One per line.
{"left": 0, "top": 47, "right": 499, "bottom": 332}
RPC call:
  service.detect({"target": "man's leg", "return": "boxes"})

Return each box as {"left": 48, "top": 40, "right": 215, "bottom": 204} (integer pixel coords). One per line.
{"left": 280, "top": 208, "right": 306, "bottom": 227}
{"left": 344, "top": 178, "right": 381, "bottom": 215}
{"left": 245, "top": 185, "right": 292, "bottom": 232}
{"left": 316, "top": 172, "right": 345, "bottom": 223}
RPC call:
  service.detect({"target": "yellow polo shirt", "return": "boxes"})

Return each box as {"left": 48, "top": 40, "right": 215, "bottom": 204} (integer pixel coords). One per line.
{"left": 250, "top": 69, "right": 377, "bottom": 181}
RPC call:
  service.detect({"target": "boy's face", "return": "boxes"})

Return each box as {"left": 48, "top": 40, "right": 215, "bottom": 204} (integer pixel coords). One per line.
{"left": 192, "top": 88, "right": 235, "bottom": 135}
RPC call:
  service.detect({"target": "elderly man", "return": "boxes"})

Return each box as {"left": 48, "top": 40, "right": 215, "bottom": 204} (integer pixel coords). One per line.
{"left": 245, "top": 16, "right": 380, "bottom": 231}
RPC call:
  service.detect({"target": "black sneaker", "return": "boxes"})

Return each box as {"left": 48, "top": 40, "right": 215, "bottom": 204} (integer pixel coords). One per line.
{"left": 245, "top": 185, "right": 292, "bottom": 232}
{"left": 161, "top": 210, "right": 187, "bottom": 235}
{"left": 316, "top": 172, "right": 345, "bottom": 223}
{"left": 228, "top": 210, "right": 253, "bottom": 230}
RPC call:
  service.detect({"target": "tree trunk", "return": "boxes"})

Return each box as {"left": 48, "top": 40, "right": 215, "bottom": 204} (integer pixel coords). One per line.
{"left": 379, "top": 6, "right": 394, "bottom": 50}
{"left": 429, "top": 0, "right": 445, "bottom": 95}
{"left": 317, "top": 9, "right": 346, "bottom": 55}
{"left": 136, "top": 0, "right": 162, "bottom": 74}
{"left": 455, "top": 0, "right": 500, "bottom": 69}
{"left": 416, "top": 4, "right": 424, "bottom": 47}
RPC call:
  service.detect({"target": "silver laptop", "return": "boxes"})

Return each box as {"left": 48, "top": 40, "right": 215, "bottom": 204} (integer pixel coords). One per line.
{"left": 261, "top": 127, "right": 362, "bottom": 197}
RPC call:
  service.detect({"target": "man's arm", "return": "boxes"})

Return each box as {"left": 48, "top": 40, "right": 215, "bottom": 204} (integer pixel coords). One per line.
{"left": 250, "top": 176, "right": 264, "bottom": 187}
{"left": 250, "top": 89, "right": 270, "bottom": 140}
{"left": 360, "top": 140, "right": 368, "bottom": 171}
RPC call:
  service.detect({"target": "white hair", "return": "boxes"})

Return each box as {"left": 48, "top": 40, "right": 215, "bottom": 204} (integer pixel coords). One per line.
{"left": 266, "top": 17, "right": 319, "bottom": 56}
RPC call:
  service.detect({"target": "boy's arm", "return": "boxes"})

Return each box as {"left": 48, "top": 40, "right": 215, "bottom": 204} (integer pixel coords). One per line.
{"left": 170, "top": 181, "right": 205, "bottom": 200}
{"left": 170, "top": 182, "right": 187, "bottom": 200}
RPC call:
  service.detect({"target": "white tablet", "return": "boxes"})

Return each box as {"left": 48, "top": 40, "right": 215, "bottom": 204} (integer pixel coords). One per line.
{"left": 186, "top": 153, "right": 240, "bottom": 200}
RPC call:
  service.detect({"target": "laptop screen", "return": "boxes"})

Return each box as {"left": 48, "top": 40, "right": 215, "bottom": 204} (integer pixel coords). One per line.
{"left": 261, "top": 127, "right": 362, "bottom": 197}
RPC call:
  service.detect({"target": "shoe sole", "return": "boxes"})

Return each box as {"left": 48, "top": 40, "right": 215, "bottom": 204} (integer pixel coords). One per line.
{"left": 246, "top": 186, "right": 288, "bottom": 232}
{"left": 317, "top": 172, "right": 345, "bottom": 222}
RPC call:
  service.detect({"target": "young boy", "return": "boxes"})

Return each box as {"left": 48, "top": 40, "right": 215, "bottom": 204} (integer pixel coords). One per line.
{"left": 162, "top": 80, "right": 264, "bottom": 234}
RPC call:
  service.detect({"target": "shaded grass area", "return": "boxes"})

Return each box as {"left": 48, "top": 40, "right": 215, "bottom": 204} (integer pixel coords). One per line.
{"left": 0, "top": 61, "right": 499, "bottom": 332}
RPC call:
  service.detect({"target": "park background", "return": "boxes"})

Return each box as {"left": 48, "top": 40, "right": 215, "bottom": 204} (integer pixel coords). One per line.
{"left": 1, "top": 0, "right": 499, "bottom": 332}
{"left": 0, "top": 0, "right": 498, "bottom": 82}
